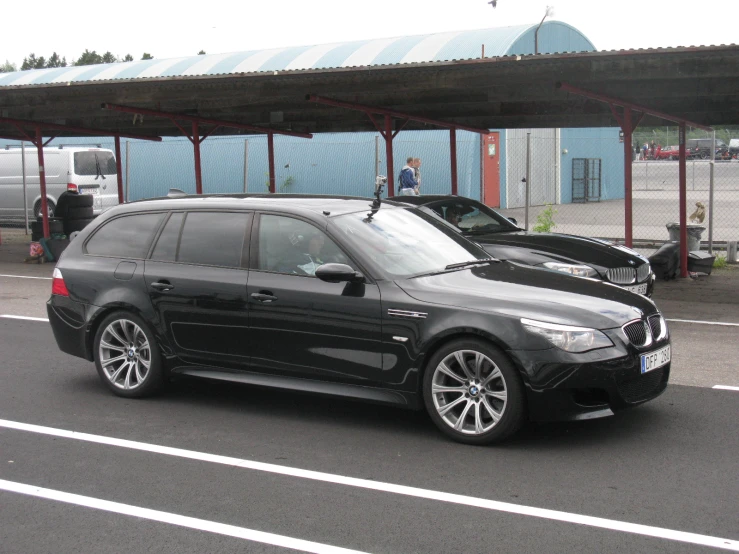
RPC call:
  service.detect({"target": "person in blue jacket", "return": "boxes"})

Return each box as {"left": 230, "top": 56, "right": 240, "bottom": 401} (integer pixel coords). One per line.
{"left": 398, "top": 157, "right": 418, "bottom": 195}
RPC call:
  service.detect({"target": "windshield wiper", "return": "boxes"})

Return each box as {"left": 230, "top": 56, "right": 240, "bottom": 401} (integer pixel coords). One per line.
{"left": 444, "top": 258, "right": 497, "bottom": 270}
{"left": 94, "top": 154, "right": 106, "bottom": 180}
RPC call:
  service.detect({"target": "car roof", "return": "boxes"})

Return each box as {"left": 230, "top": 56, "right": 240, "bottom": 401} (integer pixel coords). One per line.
{"left": 388, "top": 194, "right": 461, "bottom": 205}
{"left": 124, "top": 193, "right": 405, "bottom": 217}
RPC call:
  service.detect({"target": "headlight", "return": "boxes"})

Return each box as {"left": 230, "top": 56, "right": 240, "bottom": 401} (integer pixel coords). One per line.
{"left": 541, "top": 262, "right": 598, "bottom": 278}
{"left": 521, "top": 318, "right": 613, "bottom": 352}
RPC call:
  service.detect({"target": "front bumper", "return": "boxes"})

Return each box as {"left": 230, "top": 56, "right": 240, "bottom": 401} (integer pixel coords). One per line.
{"left": 511, "top": 337, "right": 670, "bottom": 422}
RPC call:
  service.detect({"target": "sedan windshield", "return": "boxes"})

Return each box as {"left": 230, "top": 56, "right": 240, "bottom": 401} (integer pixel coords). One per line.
{"left": 331, "top": 207, "right": 490, "bottom": 279}
{"left": 422, "top": 199, "right": 518, "bottom": 235}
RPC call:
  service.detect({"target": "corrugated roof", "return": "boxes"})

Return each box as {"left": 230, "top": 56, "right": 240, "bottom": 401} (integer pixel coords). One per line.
{"left": 0, "top": 21, "right": 595, "bottom": 88}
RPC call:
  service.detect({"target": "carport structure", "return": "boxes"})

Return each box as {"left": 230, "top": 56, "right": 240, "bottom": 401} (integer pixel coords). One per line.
{"left": 1, "top": 44, "right": 738, "bottom": 276}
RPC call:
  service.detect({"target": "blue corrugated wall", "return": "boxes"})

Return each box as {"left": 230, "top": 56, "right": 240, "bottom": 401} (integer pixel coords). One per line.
{"left": 560, "top": 128, "right": 625, "bottom": 203}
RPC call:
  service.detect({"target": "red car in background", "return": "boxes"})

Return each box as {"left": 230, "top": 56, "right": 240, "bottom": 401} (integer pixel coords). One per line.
{"left": 654, "top": 145, "right": 694, "bottom": 160}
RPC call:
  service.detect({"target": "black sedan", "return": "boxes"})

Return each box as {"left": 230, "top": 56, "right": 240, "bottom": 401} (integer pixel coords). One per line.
{"left": 391, "top": 195, "right": 655, "bottom": 296}
{"left": 47, "top": 194, "right": 670, "bottom": 444}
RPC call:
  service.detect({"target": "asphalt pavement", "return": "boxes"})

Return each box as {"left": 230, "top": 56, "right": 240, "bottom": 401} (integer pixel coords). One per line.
{"left": 0, "top": 314, "right": 737, "bottom": 553}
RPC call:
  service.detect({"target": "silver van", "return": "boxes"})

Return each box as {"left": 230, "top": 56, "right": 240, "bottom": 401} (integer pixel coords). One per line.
{"left": 0, "top": 146, "right": 120, "bottom": 221}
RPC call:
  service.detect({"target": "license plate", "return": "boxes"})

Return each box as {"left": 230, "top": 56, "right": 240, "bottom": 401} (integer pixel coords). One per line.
{"left": 625, "top": 283, "right": 648, "bottom": 295}
{"left": 641, "top": 345, "right": 670, "bottom": 374}
{"left": 79, "top": 187, "right": 99, "bottom": 195}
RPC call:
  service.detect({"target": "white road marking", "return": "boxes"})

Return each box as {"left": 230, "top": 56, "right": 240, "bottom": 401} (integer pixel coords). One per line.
{"left": 0, "top": 479, "right": 367, "bottom": 554}
{"left": 666, "top": 318, "right": 739, "bottom": 327}
{"left": 713, "top": 385, "right": 739, "bottom": 391}
{"left": 0, "top": 419, "right": 736, "bottom": 551}
{"left": 0, "top": 274, "right": 52, "bottom": 280}
{"left": 0, "top": 315, "right": 49, "bottom": 322}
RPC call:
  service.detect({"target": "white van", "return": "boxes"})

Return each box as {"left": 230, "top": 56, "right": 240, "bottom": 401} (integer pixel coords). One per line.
{"left": 0, "top": 146, "right": 120, "bottom": 221}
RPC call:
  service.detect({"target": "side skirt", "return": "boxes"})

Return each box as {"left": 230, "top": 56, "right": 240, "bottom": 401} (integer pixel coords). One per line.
{"left": 171, "top": 367, "right": 422, "bottom": 410}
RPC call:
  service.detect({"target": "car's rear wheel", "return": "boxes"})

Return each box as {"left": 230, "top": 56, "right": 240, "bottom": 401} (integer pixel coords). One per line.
{"left": 93, "top": 312, "right": 163, "bottom": 398}
{"left": 33, "top": 199, "right": 55, "bottom": 219}
{"left": 423, "top": 339, "right": 526, "bottom": 445}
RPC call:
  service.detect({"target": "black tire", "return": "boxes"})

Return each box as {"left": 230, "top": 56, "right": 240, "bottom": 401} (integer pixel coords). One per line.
{"left": 65, "top": 205, "right": 94, "bottom": 220}
{"left": 31, "top": 219, "right": 64, "bottom": 236}
{"left": 63, "top": 217, "right": 95, "bottom": 235}
{"left": 66, "top": 192, "right": 94, "bottom": 208}
{"left": 33, "top": 199, "right": 56, "bottom": 219}
{"left": 423, "top": 338, "right": 526, "bottom": 445}
{"left": 93, "top": 311, "right": 164, "bottom": 398}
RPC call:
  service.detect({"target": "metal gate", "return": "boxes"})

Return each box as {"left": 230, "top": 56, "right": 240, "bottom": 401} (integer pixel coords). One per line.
{"left": 572, "top": 158, "right": 601, "bottom": 202}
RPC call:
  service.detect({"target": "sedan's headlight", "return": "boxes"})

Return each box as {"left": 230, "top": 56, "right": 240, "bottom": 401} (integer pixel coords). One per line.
{"left": 521, "top": 318, "right": 613, "bottom": 352}
{"left": 541, "top": 262, "right": 598, "bottom": 278}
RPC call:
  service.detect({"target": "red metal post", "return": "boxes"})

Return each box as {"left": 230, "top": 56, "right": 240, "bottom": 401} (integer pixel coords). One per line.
{"left": 267, "top": 132, "right": 276, "bottom": 194}
{"left": 678, "top": 123, "right": 688, "bottom": 278}
{"left": 450, "top": 128, "right": 458, "bottom": 195}
{"left": 114, "top": 136, "right": 124, "bottom": 204}
{"left": 384, "top": 115, "right": 394, "bottom": 197}
{"left": 35, "top": 126, "right": 50, "bottom": 239}
{"left": 192, "top": 121, "right": 203, "bottom": 195}
{"left": 622, "top": 107, "right": 633, "bottom": 247}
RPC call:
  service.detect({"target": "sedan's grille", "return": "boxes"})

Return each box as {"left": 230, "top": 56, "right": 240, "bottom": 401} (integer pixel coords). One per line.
{"left": 623, "top": 320, "right": 649, "bottom": 346}
{"left": 606, "top": 267, "right": 635, "bottom": 285}
{"left": 617, "top": 368, "right": 665, "bottom": 402}
{"left": 636, "top": 263, "right": 651, "bottom": 283}
{"left": 648, "top": 314, "right": 666, "bottom": 341}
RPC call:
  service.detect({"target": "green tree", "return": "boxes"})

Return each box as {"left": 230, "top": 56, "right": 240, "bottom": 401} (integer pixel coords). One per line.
{"left": 0, "top": 60, "right": 17, "bottom": 73}
{"left": 123, "top": 54, "right": 134, "bottom": 62}
{"left": 21, "top": 53, "right": 46, "bottom": 70}
{"left": 141, "top": 53, "right": 153, "bottom": 60}
{"left": 198, "top": 50, "right": 206, "bottom": 55}
{"left": 75, "top": 49, "right": 103, "bottom": 66}
{"left": 46, "top": 52, "right": 67, "bottom": 68}
{"left": 101, "top": 51, "right": 117, "bottom": 64}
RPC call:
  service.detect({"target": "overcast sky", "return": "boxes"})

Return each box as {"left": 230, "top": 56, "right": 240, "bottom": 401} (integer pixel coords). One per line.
{"left": 2, "top": 0, "right": 736, "bottom": 67}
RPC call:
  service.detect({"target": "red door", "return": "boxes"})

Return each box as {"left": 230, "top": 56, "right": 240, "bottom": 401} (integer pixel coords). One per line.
{"left": 483, "top": 132, "right": 501, "bottom": 207}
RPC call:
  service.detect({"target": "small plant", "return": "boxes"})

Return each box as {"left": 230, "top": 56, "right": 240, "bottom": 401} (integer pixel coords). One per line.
{"left": 264, "top": 173, "right": 295, "bottom": 192}
{"left": 713, "top": 254, "right": 728, "bottom": 269}
{"left": 533, "top": 204, "right": 557, "bottom": 233}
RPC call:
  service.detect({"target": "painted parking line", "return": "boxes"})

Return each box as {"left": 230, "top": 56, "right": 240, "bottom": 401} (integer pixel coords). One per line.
{"left": 713, "top": 385, "right": 739, "bottom": 391}
{"left": 0, "top": 274, "right": 52, "bottom": 280}
{"left": 0, "top": 315, "right": 49, "bottom": 322}
{"left": 0, "top": 479, "right": 367, "bottom": 554}
{"left": 0, "top": 419, "right": 736, "bottom": 552}
{"left": 666, "top": 318, "right": 739, "bottom": 327}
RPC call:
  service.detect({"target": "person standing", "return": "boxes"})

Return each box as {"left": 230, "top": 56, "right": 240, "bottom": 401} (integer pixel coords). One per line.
{"left": 413, "top": 157, "right": 422, "bottom": 194}
{"left": 398, "top": 157, "right": 418, "bottom": 196}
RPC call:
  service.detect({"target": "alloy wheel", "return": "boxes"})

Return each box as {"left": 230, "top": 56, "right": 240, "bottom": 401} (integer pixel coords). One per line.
{"left": 98, "top": 319, "right": 152, "bottom": 390}
{"left": 431, "top": 349, "right": 508, "bottom": 435}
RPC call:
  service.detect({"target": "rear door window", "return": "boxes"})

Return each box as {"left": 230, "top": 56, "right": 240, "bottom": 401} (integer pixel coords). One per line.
{"left": 74, "top": 151, "right": 117, "bottom": 176}
{"left": 159, "top": 211, "right": 250, "bottom": 268}
{"left": 86, "top": 213, "right": 165, "bottom": 258}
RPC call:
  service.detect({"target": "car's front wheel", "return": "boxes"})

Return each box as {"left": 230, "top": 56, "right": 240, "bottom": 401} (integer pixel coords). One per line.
{"left": 93, "top": 311, "right": 164, "bottom": 398}
{"left": 423, "top": 339, "right": 526, "bottom": 445}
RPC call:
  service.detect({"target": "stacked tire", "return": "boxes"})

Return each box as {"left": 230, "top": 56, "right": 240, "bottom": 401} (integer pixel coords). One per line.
{"left": 57, "top": 192, "right": 96, "bottom": 237}
{"left": 31, "top": 219, "right": 64, "bottom": 242}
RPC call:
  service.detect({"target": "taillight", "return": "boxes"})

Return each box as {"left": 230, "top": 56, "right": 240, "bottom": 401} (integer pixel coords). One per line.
{"left": 67, "top": 183, "right": 78, "bottom": 192}
{"left": 51, "top": 268, "right": 69, "bottom": 297}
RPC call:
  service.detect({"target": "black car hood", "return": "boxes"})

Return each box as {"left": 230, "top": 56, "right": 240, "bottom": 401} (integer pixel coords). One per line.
{"left": 467, "top": 231, "right": 648, "bottom": 271}
{"left": 396, "top": 261, "right": 656, "bottom": 329}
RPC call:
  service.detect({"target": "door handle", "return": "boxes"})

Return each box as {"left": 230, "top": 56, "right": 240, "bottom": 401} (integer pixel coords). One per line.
{"left": 151, "top": 281, "right": 174, "bottom": 291}
{"left": 251, "top": 292, "right": 277, "bottom": 303}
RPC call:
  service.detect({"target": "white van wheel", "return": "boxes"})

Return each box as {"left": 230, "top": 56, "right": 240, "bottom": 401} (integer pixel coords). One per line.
{"left": 34, "top": 199, "right": 55, "bottom": 219}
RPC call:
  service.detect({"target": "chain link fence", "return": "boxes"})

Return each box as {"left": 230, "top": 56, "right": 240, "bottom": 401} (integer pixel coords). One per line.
{"left": 2, "top": 129, "right": 737, "bottom": 258}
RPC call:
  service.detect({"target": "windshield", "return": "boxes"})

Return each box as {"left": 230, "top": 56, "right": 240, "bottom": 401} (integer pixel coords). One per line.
{"left": 422, "top": 199, "right": 518, "bottom": 235}
{"left": 74, "top": 151, "right": 117, "bottom": 176}
{"left": 331, "top": 207, "right": 490, "bottom": 279}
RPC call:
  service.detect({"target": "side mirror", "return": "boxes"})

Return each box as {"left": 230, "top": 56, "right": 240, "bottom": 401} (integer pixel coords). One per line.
{"left": 315, "top": 263, "right": 364, "bottom": 283}
{"left": 508, "top": 217, "right": 518, "bottom": 226}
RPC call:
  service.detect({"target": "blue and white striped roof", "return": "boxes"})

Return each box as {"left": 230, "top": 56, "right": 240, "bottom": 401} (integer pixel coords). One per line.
{"left": 0, "top": 22, "right": 594, "bottom": 88}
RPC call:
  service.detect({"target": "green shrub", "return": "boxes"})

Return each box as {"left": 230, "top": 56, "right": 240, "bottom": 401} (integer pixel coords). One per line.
{"left": 713, "top": 254, "right": 727, "bottom": 269}
{"left": 533, "top": 204, "right": 557, "bottom": 233}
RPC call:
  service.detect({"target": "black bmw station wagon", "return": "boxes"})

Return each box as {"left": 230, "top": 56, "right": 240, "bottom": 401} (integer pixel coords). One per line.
{"left": 47, "top": 193, "right": 671, "bottom": 444}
